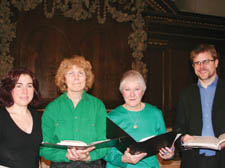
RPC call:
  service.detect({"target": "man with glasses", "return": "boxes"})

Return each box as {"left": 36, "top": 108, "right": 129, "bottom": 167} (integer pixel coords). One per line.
{"left": 173, "top": 44, "right": 225, "bottom": 168}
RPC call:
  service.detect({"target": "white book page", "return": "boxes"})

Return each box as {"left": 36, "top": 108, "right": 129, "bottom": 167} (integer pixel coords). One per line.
{"left": 218, "top": 133, "right": 225, "bottom": 145}
{"left": 173, "top": 133, "right": 182, "bottom": 144}
{"left": 57, "top": 140, "right": 87, "bottom": 147}
{"left": 183, "top": 136, "right": 219, "bottom": 150}
{"left": 90, "top": 139, "right": 111, "bottom": 145}
{"left": 139, "top": 135, "right": 155, "bottom": 142}
{"left": 58, "top": 139, "right": 111, "bottom": 147}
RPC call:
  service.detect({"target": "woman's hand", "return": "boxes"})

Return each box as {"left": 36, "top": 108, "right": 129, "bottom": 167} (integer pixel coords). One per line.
{"left": 66, "top": 146, "right": 95, "bottom": 161}
{"left": 122, "top": 148, "right": 147, "bottom": 165}
{"left": 159, "top": 146, "right": 175, "bottom": 160}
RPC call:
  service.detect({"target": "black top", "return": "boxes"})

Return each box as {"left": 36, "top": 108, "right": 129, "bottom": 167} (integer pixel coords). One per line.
{"left": 0, "top": 107, "right": 42, "bottom": 168}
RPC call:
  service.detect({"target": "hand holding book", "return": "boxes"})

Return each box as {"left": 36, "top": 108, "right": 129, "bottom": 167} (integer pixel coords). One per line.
{"left": 122, "top": 148, "right": 147, "bottom": 165}
{"left": 182, "top": 133, "right": 225, "bottom": 150}
{"left": 107, "top": 118, "right": 181, "bottom": 157}
{"left": 158, "top": 146, "right": 175, "bottom": 160}
{"left": 66, "top": 145, "right": 94, "bottom": 161}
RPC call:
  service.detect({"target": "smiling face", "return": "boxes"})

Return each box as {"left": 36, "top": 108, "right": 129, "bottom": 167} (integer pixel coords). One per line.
{"left": 192, "top": 51, "right": 218, "bottom": 85}
{"left": 64, "top": 65, "right": 86, "bottom": 94}
{"left": 11, "top": 74, "right": 34, "bottom": 107}
{"left": 121, "top": 77, "right": 144, "bottom": 109}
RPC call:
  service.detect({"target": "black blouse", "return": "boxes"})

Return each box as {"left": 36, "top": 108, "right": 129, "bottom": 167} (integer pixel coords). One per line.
{"left": 0, "top": 107, "right": 42, "bottom": 168}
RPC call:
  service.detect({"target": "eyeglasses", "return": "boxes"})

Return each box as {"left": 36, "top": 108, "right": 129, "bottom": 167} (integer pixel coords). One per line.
{"left": 192, "top": 59, "right": 215, "bottom": 66}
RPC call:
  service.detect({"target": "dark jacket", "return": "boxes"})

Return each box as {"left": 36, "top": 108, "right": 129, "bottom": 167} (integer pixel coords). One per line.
{"left": 173, "top": 79, "right": 225, "bottom": 168}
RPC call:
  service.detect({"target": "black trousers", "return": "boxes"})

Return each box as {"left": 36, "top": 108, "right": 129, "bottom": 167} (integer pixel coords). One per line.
{"left": 50, "top": 160, "right": 103, "bottom": 168}
{"left": 198, "top": 154, "right": 217, "bottom": 168}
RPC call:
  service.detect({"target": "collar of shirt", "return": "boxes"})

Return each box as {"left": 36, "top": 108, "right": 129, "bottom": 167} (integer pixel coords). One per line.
{"left": 197, "top": 75, "right": 218, "bottom": 89}
{"left": 62, "top": 90, "right": 88, "bottom": 102}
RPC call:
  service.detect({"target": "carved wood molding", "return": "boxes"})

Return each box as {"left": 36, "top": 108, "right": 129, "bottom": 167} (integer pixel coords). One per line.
{"left": 143, "top": 0, "right": 225, "bottom": 32}
{"left": 145, "top": 0, "right": 178, "bottom": 15}
{"left": 146, "top": 15, "right": 225, "bottom": 31}
{"left": 149, "top": 38, "right": 168, "bottom": 46}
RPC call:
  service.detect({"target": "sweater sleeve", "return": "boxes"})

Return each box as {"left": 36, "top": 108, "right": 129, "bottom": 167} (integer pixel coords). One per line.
{"left": 156, "top": 109, "right": 167, "bottom": 135}
{"left": 104, "top": 147, "right": 128, "bottom": 167}
{"left": 40, "top": 105, "right": 69, "bottom": 162}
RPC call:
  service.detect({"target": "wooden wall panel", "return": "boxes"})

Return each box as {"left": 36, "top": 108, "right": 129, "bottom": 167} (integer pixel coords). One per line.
{"left": 143, "top": 47, "right": 164, "bottom": 109}
{"left": 13, "top": 6, "right": 132, "bottom": 108}
{"left": 142, "top": 45, "right": 171, "bottom": 125}
{"left": 169, "top": 45, "right": 196, "bottom": 125}
{"left": 17, "top": 25, "right": 71, "bottom": 99}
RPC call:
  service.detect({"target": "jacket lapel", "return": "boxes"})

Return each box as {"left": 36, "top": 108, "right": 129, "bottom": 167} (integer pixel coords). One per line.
{"left": 191, "top": 85, "right": 203, "bottom": 135}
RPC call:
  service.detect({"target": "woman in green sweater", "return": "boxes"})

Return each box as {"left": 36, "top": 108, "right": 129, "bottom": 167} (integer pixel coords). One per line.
{"left": 104, "top": 70, "right": 174, "bottom": 168}
{"left": 40, "top": 56, "right": 108, "bottom": 168}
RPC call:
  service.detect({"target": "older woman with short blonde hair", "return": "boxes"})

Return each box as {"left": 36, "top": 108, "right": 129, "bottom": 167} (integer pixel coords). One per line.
{"left": 105, "top": 70, "right": 174, "bottom": 168}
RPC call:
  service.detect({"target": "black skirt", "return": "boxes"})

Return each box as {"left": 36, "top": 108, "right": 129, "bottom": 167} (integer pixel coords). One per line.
{"left": 50, "top": 160, "right": 103, "bottom": 168}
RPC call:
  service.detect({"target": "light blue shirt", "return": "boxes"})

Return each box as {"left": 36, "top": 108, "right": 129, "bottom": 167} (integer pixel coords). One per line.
{"left": 198, "top": 76, "right": 218, "bottom": 156}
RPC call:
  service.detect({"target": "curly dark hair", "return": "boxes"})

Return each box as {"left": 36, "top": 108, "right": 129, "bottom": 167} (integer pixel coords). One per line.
{"left": 0, "top": 67, "right": 42, "bottom": 107}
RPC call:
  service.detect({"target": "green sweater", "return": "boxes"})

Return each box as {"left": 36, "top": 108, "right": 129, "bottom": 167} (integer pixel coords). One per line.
{"left": 104, "top": 103, "right": 166, "bottom": 168}
{"left": 40, "top": 91, "right": 108, "bottom": 162}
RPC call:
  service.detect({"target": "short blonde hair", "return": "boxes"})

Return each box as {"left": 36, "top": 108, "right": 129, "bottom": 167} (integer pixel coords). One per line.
{"left": 119, "top": 70, "right": 146, "bottom": 93}
{"left": 55, "top": 55, "right": 94, "bottom": 92}
{"left": 190, "top": 44, "right": 218, "bottom": 61}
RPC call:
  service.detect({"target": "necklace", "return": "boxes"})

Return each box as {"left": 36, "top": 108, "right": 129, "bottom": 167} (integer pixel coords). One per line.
{"left": 125, "top": 103, "right": 142, "bottom": 129}
{"left": 128, "top": 111, "right": 141, "bottom": 129}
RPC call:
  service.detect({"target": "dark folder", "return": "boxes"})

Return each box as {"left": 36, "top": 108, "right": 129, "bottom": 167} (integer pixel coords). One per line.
{"left": 107, "top": 117, "right": 179, "bottom": 156}
{"left": 41, "top": 138, "right": 121, "bottom": 150}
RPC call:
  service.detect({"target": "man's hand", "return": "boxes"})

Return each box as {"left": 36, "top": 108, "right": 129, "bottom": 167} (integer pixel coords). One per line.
{"left": 182, "top": 134, "right": 195, "bottom": 143}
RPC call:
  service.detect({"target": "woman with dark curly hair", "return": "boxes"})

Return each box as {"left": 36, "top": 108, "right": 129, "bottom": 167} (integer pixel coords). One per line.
{"left": 0, "top": 67, "right": 42, "bottom": 168}
{"left": 40, "top": 55, "right": 108, "bottom": 168}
